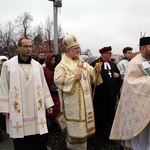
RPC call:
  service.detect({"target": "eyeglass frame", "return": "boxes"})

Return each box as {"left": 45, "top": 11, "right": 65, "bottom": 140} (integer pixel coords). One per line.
{"left": 70, "top": 46, "right": 81, "bottom": 50}
{"left": 104, "top": 52, "right": 113, "bottom": 54}
{"left": 21, "top": 45, "right": 32, "bottom": 48}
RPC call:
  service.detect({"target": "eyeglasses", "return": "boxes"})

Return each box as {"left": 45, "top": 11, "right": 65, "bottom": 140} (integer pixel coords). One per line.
{"left": 105, "top": 52, "right": 112, "bottom": 54}
{"left": 21, "top": 45, "right": 32, "bottom": 48}
{"left": 70, "top": 47, "right": 80, "bottom": 50}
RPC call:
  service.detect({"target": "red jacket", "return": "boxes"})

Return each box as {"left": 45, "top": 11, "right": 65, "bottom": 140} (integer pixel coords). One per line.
{"left": 43, "top": 53, "right": 60, "bottom": 119}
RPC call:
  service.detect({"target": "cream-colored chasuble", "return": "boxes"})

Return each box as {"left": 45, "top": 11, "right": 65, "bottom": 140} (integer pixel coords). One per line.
{"left": 54, "top": 54, "right": 102, "bottom": 138}
{"left": 0, "top": 56, "right": 54, "bottom": 138}
{"left": 110, "top": 54, "right": 150, "bottom": 141}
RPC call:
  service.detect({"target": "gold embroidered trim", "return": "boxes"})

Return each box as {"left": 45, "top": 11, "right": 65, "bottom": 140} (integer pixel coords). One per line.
{"left": 88, "top": 112, "right": 92, "bottom": 115}
{"left": 78, "top": 83, "right": 82, "bottom": 120}
{"left": 12, "top": 86, "right": 20, "bottom": 113}
{"left": 61, "top": 75, "right": 66, "bottom": 91}
{"left": 60, "top": 62, "right": 76, "bottom": 92}
{"left": 70, "top": 78, "right": 76, "bottom": 93}
{"left": 65, "top": 118, "right": 86, "bottom": 122}
{"left": 87, "top": 126, "right": 95, "bottom": 133}
{"left": 87, "top": 120, "right": 94, "bottom": 124}
{"left": 37, "top": 85, "right": 43, "bottom": 110}
{"left": 88, "top": 116, "right": 93, "bottom": 120}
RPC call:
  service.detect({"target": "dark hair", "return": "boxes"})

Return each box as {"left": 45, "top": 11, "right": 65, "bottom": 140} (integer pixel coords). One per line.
{"left": 123, "top": 47, "right": 133, "bottom": 54}
{"left": 17, "top": 37, "right": 29, "bottom": 47}
{"left": 38, "top": 52, "right": 44, "bottom": 55}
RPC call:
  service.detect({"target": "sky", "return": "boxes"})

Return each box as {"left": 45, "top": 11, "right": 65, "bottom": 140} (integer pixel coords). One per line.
{"left": 1, "top": 0, "right": 150, "bottom": 56}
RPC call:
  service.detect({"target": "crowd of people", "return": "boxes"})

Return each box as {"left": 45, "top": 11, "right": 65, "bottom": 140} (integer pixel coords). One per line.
{"left": 0, "top": 34, "right": 149, "bottom": 150}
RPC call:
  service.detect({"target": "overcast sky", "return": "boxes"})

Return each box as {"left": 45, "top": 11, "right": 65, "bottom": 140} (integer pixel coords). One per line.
{"left": 1, "top": 0, "right": 150, "bottom": 56}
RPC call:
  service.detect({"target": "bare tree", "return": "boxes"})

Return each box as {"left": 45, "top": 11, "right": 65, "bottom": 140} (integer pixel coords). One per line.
{"left": 15, "top": 12, "right": 33, "bottom": 38}
{"left": 58, "top": 25, "right": 63, "bottom": 39}
{"left": 0, "top": 21, "right": 17, "bottom": 55}
{"left": 0, "top": 22, "right": 13, "bottom": 47}
{"left": 33, "top": 24, "right": 43, "bottom": 36}
{"left": 43, "top": 17, "right": 64, "bottom": 53}
{"left": 43, "top": 17, "right": 53, "bottom": 52}
{"left": 32, "top": 24, "right": 43, "bottom": 42}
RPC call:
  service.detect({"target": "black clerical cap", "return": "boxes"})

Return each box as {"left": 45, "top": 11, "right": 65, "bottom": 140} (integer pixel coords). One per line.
{"left": 140, "top": 37, "right": 150, "bottom": 46}
{"left": 99, "top": 46, "right": 112, "bottom": 54}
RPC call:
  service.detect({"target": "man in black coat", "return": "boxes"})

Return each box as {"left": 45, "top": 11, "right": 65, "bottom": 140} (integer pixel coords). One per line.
{"left": 91, "top": 46, "right": 121, "bottom": 141}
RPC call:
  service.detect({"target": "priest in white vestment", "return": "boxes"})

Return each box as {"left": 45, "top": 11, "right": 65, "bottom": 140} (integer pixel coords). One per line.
{"left": 0, "top": 37, "right": 54, "bottom": 150}
{"left": 54, "top": 34, "right": 103, "bottom": 150}
{"left": 110, "top": 36, "right": 150, "bottom": 150}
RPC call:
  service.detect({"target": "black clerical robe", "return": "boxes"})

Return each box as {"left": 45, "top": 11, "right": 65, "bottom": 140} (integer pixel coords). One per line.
{"left": 91, "top": 57, "right": 121, "bottom": 140}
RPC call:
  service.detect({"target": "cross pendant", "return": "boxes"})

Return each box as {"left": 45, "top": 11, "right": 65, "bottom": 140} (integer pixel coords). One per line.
{"left": 108, "top": 71, "right": 112, "bottom": 78}
{"left": 77, "top": 61, "right": 86, "bottom": 71}
{"left": 26, "top": 77, "right": 29, "bottom": 81}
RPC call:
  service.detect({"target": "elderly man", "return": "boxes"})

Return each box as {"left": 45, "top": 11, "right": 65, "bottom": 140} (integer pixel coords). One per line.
{"left": 110, "top": 36, "right": 150, "bottom": 150}
{"left": 0, "top": 37, "right": 54, "bottom": 150}
{"left": 91, "top": 46, "right": 120, "bottom": 142}
{"left": 54, "top": 34, "right": 103, "bottom": 150}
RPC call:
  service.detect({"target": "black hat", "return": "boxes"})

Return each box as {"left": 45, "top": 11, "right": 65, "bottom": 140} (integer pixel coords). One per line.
{"left": 140, "top": 37, "right": 150, "bottom": 46}
{"left": 99, "top": 46, "right": 112, "bottom": 54}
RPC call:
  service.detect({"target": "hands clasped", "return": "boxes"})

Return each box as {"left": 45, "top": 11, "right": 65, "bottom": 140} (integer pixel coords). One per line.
{"left": 76, "top": 72, "right": 82, "bottom": 81}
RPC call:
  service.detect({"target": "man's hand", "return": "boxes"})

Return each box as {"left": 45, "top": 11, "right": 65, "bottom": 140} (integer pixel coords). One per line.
{"left": 95, "top": 65, "right": 102, "bottom": 72}
{"left": 3, "top": 113, "right": 9, "bottom": 119}
{"left": 47, "top": 107, "right": 53, "bottom": 115}
{"left": 75, "top": 73, "right": 82, "bottom": 81}
{"left": 95, "top": 62, "right": 102, "bottom": 72}
{"left": 113, "top": 72, "right": 119, "bottom": 78}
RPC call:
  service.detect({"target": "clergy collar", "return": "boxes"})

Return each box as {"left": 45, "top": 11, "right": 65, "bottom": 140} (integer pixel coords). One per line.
{"left": 18, "top": 54, "right": 32, "bottom": 64}
{"left": 123, "top": 57, "right": 130, "bottom": 61}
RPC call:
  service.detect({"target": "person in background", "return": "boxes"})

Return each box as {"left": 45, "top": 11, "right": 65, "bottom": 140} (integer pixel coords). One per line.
{"left": 0, "top": 37, "right": 54, "bottom": 150}
{"left": 110, "top": 36, "right": 150, "bottom": 150}
{"left": 117, "top": 47, "right": 133, "bottom": 80}
{"left": 80, "top": 55, "right": 90, "bottom": 64}
{"left": 0, "top": 56, "right": 8, "bottom": 74}
{"left": 91, "top": 46, "right": 121, "bottom": 142}
{"left": 54, "top": 34, "right": 103, "bottom": 150}
{"left": 43, "top": 53, "right": 60, "bottom": 133}
{"left": 36, "top": 52, "right": 45, "bottom": 65}
{"left": 3, "top": 52, "right": 10, "bottom": 59}
{"left": 0, "top": 56, "right": 8, "bottom": 143}
{"left": 110, "top": 58, "right": 116, "bottom": 64}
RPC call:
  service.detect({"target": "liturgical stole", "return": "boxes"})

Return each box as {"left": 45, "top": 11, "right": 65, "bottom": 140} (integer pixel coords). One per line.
{"left": 10, "top": 56, "right": 47, "bottom": 138}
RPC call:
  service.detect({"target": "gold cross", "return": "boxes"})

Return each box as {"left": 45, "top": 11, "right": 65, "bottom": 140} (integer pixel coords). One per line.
{"left": 85, "top": 87, "right": 89, "bottom": 94}
{"left": 77, "top": 61, "right": 86, "bottom": 72}
{"left": 39, "top": 118, "right": 45, "bottom": 128}
{"left": 13, "top": 122, "right": 22, "bottom": 132}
